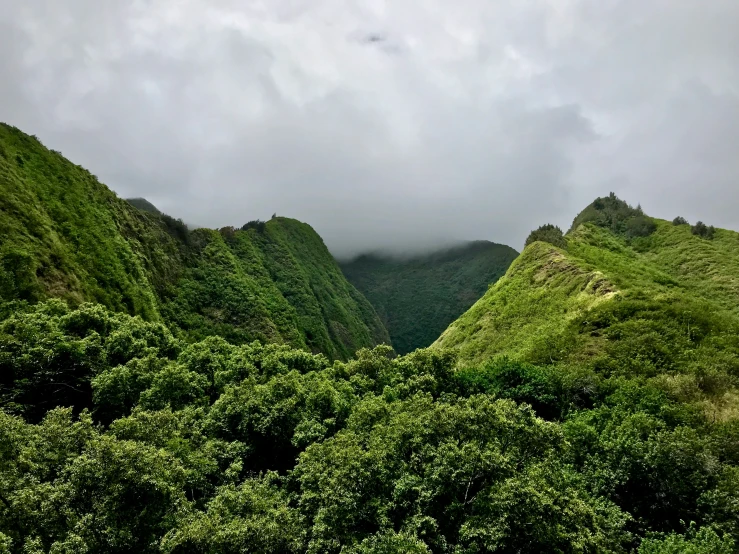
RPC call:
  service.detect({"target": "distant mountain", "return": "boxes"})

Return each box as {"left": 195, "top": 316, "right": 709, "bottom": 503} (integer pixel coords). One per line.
{"left": 340, "top": 241, "right": 518, "bottom": 354}
{"left": 126, "top": 197, "right": 162, "bottom": 215}
{"left": 0, "top": 123, "right": 388, "bottom": 359}
{"left": 435, "top": 195, "right": 739, "bottom": 415}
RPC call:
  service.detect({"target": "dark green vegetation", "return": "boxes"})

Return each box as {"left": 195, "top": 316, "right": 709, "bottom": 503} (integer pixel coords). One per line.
{"left": 1, "top": 300, "right": 737, "bottom": 552}
{"left": 340, "top": 242, "right": 518, "bottom": 354}
{"left": 2, "top": 131, "right": 738, "bottom": 554}
{"left": 569, "top": 193, "right": 657, "bottom": 239}
{"left": 525, "top": 223, "right": 566, "bottom": 249}
{"left": 692, "top": 221, "right": 716, "bottom": 240}
{"left": 0, "top": 123, "right": 388, "bottom": 360}
{"left": 432, "top": 195, "right": 739, "bottom": 548}
{"left": 125, "top": 197, "right": 162, "bottom": 215}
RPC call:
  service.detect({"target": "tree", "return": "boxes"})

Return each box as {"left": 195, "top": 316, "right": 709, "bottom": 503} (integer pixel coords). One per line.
{"left": 691, "top": 222, "right": 715, "bottom": 240}
{"left": 241, "top": 220, "right": 266, "bottom": 232}
{"left": 638, "top": 526, "right": 734, "bottom": 554}
{"left": 525, "top": 224, "right": 567, "bottom": 249}
{"left": 672, "top": 216, "right": 688, "bottom": 226}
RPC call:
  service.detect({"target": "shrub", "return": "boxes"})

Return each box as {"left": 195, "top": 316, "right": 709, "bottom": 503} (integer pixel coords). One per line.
{"left": 571, "top": 193, "right": 656, "bottom": 238}
{"left": 626, "top": 215, "right": 658, "bottom": 238}
{"left": 525, "top": 224, "right": 567, "bottom": 249}
{"left": 691, "top": 221, "right": 715, "bottom": 240}
{"left": 672, "top": 216, "right": 688, "bottom": 226}
{"left": 242, "top": 219, "right": 267, "bottom": 233}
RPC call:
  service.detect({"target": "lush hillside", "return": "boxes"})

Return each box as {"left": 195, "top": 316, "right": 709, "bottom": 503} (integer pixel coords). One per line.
{"left": 340, "top": 241, "right": 518, "bottom": 354}
{"left": 0, "top": 123, "right": 388, "bottom": 359}
{"left": 2, "top": 299, "right": 737, "bottom": 553}
{"left": 435, "top": 196, "right": 739, "bottom": 414}
{"left": 2, "top": 189, "right": 738, "bottom": 551}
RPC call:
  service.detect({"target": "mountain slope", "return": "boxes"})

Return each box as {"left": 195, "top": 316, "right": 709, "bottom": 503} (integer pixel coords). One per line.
{"left": 435, "top": 197, "right": 739, "bottom": 414}
{"left": 0, "top": 123, "right": 388, "bottom": 358}
{"left": 340, "top": 241, "right": 518, "bottom": 354}
{"left": 126, "top": 197, "right": 162, "bottom": 214}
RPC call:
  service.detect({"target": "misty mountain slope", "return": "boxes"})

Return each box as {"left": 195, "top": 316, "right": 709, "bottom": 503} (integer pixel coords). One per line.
{"left": 435, "top": 197, "right": 739, "bottom": 414}
{"left": 126, "top": 197, "right": 162, "bottom": 215}
{"left": 340, "top": 241, "right": 518, "bottom": 354}
{"left": 0, "top": 123, "right": 388, "bottom": 358}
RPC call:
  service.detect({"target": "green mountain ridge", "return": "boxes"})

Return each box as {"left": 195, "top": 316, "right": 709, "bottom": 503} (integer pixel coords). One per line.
{"left": 435, "top": 196, "right": 739, "bottom": 415}
{"left": 340, "top": 241, "right": 518, "bottom": 354}
{"left": 2, "top": 124, "right": 739, "bottom": 552}
{"left": 0, "top": 123, "right": 388, "bottom": 359}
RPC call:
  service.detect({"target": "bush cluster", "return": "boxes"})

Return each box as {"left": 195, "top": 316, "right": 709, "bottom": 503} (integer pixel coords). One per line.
{"left": 691, "top": 221, "right": 716, "bottom": 240}
{"left": 525, "top": 224, "right": 567, "bottom": 249}
{"left": 0, "top": 301, "right": 736, "bottom": 553}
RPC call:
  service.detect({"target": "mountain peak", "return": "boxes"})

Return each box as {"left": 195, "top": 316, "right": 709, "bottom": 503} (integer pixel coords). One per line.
{"left": 126, "top": 197, "right": 161, "bottom": 215}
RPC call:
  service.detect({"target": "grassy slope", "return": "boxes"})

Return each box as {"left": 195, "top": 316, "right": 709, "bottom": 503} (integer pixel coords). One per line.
{"left": 341, "top": 241, "right": 518, "bottom": 354}
{"left": 435, "top": 217, "right": 739, "bottom": 415}
{"left": 0, "top": 124, "right": 173, "bottom": 319}
{"left": 0, "top": 123, "right": 388, "bottom": 359}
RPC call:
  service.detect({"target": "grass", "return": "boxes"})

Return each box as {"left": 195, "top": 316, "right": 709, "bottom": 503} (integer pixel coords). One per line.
{"left": 434, "top": 211, "right": 739, "bottom": 415}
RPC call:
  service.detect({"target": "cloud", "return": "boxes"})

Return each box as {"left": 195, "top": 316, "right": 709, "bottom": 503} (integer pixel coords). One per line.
{"left": 1, "top": 0, "right": 738, "bottom": 256}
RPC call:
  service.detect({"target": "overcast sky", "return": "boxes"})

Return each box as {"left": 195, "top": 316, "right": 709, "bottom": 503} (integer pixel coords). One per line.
{"left": 2, "top": 0, "right": 738, "bottom": 256}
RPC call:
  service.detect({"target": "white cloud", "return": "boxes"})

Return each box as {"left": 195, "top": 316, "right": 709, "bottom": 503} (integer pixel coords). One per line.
{"left": 1, "top": 0, "right": 737, "bottom": 255}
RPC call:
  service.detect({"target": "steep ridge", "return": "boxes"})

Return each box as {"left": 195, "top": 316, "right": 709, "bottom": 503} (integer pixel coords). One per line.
{"left": 340, "top": 241, "right": 518, "bottom": 354}
{"left": 435, "top": 195, "right": 739, "bottom": 413}
{"left": 2, "top": 176, "right": 738, "bottom": 552}
{"left": 0, "top": 123, "right": 388, "bottom": 358}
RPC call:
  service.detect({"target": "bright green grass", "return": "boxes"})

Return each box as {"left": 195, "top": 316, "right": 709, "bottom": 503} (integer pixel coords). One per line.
{"left": 0, "top": 123, "right": 389, "bottom": 359}
{"left": 434, "top": 216, "right": 739, "bottom": 414}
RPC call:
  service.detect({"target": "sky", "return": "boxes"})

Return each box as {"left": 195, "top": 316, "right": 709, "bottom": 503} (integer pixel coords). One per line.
{"left": 1, "top": 0, "right": 738, "bottom": 257}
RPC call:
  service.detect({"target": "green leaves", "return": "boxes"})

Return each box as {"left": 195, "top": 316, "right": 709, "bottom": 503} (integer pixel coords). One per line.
{"left": 1, "top": 300, "right": 738, "bottom": 552}
{"left": 292, "top": 393, "right": 621, "bottom": 552}
{"left": 161, "top": 474, "right": 304, "bottom": 554}
{"left": 525, "top": 224, "right": 567, "bottom": 249}
{"left": 638, "top": 526, "right": 734, "bottom": 554}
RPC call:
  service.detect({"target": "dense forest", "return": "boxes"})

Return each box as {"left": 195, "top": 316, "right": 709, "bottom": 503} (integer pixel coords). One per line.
{"left": 1, "top": 124, "right": 738, "bottom": 553}
{"left": 340, "top": 242, "right": 518, "bottom": 354}
{"left": 0, "top": 124, "right": 388, "bottom": 360}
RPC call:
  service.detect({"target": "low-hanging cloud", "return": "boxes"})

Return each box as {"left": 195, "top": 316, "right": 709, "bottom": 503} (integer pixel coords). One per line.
{"left": 1, "top": 0, "right": 738, "bottom": 257}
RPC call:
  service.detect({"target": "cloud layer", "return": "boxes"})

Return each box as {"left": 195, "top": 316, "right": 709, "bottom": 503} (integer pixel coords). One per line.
{"left": 2, "top": 0, "right": 738, "bottom": 256}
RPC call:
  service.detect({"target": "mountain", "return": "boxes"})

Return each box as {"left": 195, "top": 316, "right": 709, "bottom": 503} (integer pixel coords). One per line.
{"left": 340, "top": 241, "right": 518, "bottom": 354}
{"left": 0, "top": 123, "right": 388, "bottom": 359}
{"left": 2, "top": 186, "right": 738, "bottom": 552}
{"left": 126, "top": 197, "right": 162, "bottom": 215}
{"left": 436, "top": 195, "right": 739, "bottom": 411}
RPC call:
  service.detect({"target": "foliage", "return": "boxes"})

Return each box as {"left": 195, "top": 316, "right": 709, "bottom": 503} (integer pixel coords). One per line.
{"left": 1, "top": 298, "right": 738, "bottom": 552}
{"left": 2, "top": 134, "right": 739, "bottom": 552}
{"left": 241, "top": 219, "right": 266, "bottom": 232}
{"left": 638, "top": 526, "right": 734, "bottom": 553}
{"left": 0, "top": 123, "right": 388, "bottom": 360}
{"left": 525, "top": 224, "right": 567, "bottom": 249}
{"left": 126, "top": 197, "right": 162, "bottom": 215}
{"left": 340, "top": 241, "right": 517, "bottom": 354}
{"left": 672, "top": 216, "right": 688, "bottom": 226}
{"left": 571, "top": 192, "right": 657, "bottom": 238}
{"left": 436, "top": 213, "right": 739, "bottom": 386}
{"left": 691, "top": 221, "right": 716, "bottom": 240}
